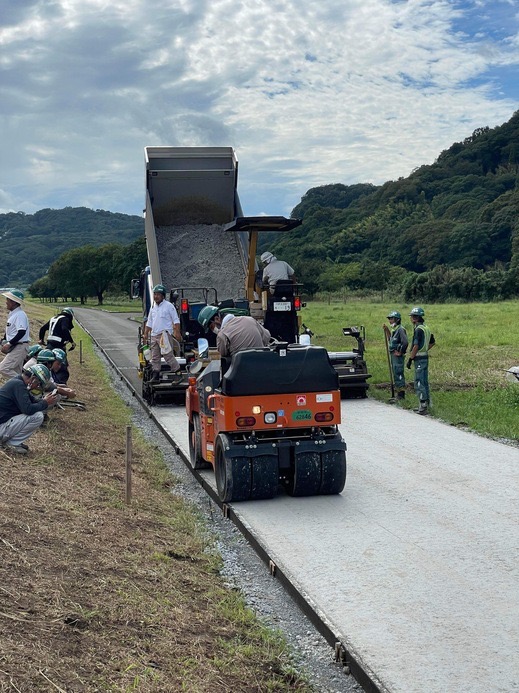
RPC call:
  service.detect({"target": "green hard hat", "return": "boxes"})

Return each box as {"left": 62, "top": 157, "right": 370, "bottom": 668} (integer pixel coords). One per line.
{"left": 410, "top": 306, "right": 425, "bottom": 317}
{"left": 27, "top": 344, "right": 44, "bottom": 359}
{"left": 52, "top": 348, "right": 67, "bottom": 363}
{"left": 198, "top": 305, "right": 220, "bottom": 330}
{"left": 152, "top": 284, "right": 166, "bottom": 296}
{"left": 37, "top": 349, "right": 57, "bottom": 364}
{"left": 387, "top": 311, "right": 401, "bottom": 320}
{"left": 62, "top": 307, "right": 74, "bottom": 316}
{"left": 27, "top": 364, "right": 51, "bottom": 387}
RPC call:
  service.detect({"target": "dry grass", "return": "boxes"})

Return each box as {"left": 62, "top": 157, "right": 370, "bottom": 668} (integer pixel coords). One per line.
{"left": 0, "top": 302, "right": 310, "bottom": 692}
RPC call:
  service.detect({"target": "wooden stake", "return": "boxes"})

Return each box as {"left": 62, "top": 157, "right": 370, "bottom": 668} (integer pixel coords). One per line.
{"left": 79, "top": 340, "right": 83, "bottom": 365}
{"left": 125, "top": 426, "right": 132, "bottom": 505}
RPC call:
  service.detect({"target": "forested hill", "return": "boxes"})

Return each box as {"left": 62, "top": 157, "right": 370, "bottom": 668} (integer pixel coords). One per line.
{"left": 260, "top": 111, "right": 519, "bottom": 295}
{"left": 0, "top": 207, "right": 142, "bottom": 287}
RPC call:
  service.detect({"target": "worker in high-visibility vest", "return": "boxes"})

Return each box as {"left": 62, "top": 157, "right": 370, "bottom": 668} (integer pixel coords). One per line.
{"left": 406, "top": 306, "right": 435, "bottom": 415}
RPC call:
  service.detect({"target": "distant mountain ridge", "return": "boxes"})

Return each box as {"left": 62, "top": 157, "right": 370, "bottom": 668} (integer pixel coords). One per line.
{"left": 0, "top": 207, "right": 143, "bottom": 287}
{"left": 259, "top": 111, "right": 519, "bottom": 294}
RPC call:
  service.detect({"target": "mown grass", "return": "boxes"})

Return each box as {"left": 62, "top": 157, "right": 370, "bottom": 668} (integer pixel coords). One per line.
{"left": 301, "top": 299, "right": 519, "bottom": 441}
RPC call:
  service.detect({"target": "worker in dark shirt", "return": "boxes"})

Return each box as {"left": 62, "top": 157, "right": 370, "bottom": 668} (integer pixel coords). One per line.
{"left": 0, "top": 364, "right": 57, "bottom": 454}
{"left": 406, "top": 307, "right": 435, "bottom": 415}
{"left": 39, "top": 308, "right": 76, "bottom": 350}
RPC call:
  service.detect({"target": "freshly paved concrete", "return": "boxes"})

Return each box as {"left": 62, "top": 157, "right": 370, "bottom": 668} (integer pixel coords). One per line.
{"left": 76, "top": 309, "right": 519, "bottom": 693}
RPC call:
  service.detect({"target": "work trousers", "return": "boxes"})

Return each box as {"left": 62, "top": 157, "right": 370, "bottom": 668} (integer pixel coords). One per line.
{"left": 0, "top": 411, "right": 44, "bottom": 446}
{"left": 390, "top": 353, "right": 405, "bottom": 392}
{"left": 0, "top": 343, "right": 28, "bottom": 380}
{"left": 150, "top": 333, "right": 180, "bottom": 373}
{"left": 413, "top": 355, "right": 429, "bottom": 403}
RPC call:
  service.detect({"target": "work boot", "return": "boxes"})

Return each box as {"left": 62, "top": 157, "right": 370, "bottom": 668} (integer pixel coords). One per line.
{"left": 415, "top": 401, "right": 428, "bottom": 415}
{"left": 150, "top": 370, "right": 160, "bottom": 383}
{"left": 397, "top": 391, "right": 405, "bottom": 400}
{"left": 5, "top": 444, "right": 28, "bottom": 455}
{"left": 388, "top": 396, "right": 397, "bottom": 404}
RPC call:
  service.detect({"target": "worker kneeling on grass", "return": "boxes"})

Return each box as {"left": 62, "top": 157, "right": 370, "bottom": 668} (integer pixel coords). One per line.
{"left": 0, "top": 364, "right": 58, "bottom": 455}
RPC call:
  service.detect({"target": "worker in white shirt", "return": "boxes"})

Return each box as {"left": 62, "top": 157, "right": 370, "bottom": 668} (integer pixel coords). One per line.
{"left": 0, "top": 290, "right": 30, "bottom": 381}
{"left": 143, "top": 284, "right": 182, "bottom": 382}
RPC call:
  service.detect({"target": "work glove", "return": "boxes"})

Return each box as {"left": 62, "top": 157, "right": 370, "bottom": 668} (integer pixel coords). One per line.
{"left": 406, "top": 358, "right": 413, "bottom": 369}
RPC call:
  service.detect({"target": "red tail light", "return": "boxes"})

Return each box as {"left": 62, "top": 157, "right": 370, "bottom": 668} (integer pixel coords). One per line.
{"left": 236, "top": 416, "right": 256, "bottom": 427}
{"left": 294, "top": 296, "right": 301, "bottom": 311}
{"left": 180, "top": 298, "right": 189, "bottom": 314}
{"left": 315, "top": 412, "right": 334, "bottom": 422}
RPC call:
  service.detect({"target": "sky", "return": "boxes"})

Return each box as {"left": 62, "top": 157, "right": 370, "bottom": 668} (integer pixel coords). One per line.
{"left": 1, "top": 0, "right": 518, "bottom": 219}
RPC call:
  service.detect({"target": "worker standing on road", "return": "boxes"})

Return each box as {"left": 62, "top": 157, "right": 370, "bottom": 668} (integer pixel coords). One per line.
{"left": 0, "top": 364, "right": 57, "bottom": 454}
{"left": 39, "top": 307, "right": 76, "bottom": 351}
{"left": 383, "top": 310, "right": 408, "bottom": 402}
{"left": 217, "top": 314, "right": 271, "bottom": 357}
{"left": 260, "top": 252, "right": 296, "bottom": 293}
{"left": 0, "top": 290, "right": 30, "bottom": 381}
{"left": 406, "top": 307, "right": 435, "bottom": 415}
{"left": 143, "top": 284, "right": 182, "bottom": 382}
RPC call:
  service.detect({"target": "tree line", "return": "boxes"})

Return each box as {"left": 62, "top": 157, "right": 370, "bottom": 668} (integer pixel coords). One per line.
{"left": 259, "top": 110, "right": 519, "bottom": 301}
{"left": 28, "top": 237, "right": 147, "bottom": 305}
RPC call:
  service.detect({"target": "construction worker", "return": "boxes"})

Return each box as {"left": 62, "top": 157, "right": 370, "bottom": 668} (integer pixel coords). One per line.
{"left": 260, "top": 252, "right": 296, "bottom": 293}
{"left": 39, "top": 307, "right": 76, "bottom": 350}
{"left": 216, "top": 313, "right": 271, "bottom": 357}
{"left": 143, "top": 284, "right": 182, "bottom": 383}
{"left": 383, "top": 310, "right": 408, "bottom": 402}
{"left": 0, "top": 364, "right": 57, "bottom": 454}
{"left": 406, "top": 306, "right": 435, "bottom": 415}
{"left": 0, "top": 290, "right": 30, "bottom": 380}
{"left": 51, "top": 348, "right": 70, "bottom": 385}
{"left": 198, "top": 307, "right": 271, "bottom": 357}
{"left": 36, "top": 349, "right": 76, "bottom": 399}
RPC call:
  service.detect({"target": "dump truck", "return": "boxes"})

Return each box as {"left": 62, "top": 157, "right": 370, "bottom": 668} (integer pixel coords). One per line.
{"left": 135, "top": 146, "right": 302, "bottom": 403}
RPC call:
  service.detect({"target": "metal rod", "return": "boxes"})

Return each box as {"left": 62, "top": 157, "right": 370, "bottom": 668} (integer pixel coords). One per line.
{"left": 79, "top": 339, "right": 83, "bottom": 365}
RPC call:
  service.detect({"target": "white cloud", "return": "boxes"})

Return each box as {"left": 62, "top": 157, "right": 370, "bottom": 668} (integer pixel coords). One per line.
{"left": 0, "top": 0, "right": 518, "bottom": 217}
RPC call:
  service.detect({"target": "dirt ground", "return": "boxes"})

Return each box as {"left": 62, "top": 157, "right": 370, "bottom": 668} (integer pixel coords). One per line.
{"left": 0, "top": 304, "right": 309, "bottom": 692}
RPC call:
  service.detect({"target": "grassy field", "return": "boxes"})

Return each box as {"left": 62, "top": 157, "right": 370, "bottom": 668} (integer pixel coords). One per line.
{"left": 300, "top": 299, "right": 519, "bottom": 441}
{"left": 0, "top": 302, "right": 312, "bottom": 692}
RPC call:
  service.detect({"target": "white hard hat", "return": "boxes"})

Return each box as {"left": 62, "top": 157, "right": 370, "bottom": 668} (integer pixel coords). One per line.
{"left": 261, "top": 251, "right": 274, "bottom": 264}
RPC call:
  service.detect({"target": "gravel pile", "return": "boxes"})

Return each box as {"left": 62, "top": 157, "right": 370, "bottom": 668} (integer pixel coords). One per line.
{"left": 103, "top": 358, "right": 361, "bottom": 693}
{"left": 155, "top": 224, "right": 246, "bottom": 303}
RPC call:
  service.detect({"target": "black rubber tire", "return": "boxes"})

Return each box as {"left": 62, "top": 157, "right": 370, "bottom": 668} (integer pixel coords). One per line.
{"left": 188, "top": 414, "right": 211, "bottom": 470}
{"left": 214, "top": 434, "right": 251, "bottom": 503}
{"left": 250, "top": 454, "right": 279, "bottom": 500}
{"left": 320, "top": 450, "right": 347, "bottom": 495}
{"left": 288, "top": 450, "right": 322, "bottom": 497}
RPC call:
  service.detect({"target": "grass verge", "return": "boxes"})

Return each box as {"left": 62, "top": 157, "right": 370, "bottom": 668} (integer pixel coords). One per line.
{"left": 0, "top": 302, "right": 311, "bottom": 692}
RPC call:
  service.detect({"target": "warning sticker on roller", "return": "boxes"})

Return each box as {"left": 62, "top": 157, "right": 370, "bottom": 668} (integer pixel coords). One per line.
{"left": 296, "top": 395, "right": 307, "bottom": 406}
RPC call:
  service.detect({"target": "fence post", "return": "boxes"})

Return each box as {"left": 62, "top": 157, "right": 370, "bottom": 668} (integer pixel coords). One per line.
{"left": 125, "top": 425, "right": 132, "bottom": 505}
